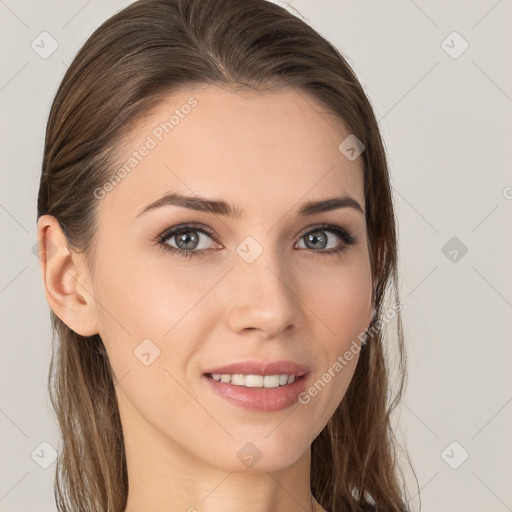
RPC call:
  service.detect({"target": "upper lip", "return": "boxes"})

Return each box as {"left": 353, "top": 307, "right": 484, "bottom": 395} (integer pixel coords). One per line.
{"left": 203, "top": 360, "right": 310, "bottom": 377}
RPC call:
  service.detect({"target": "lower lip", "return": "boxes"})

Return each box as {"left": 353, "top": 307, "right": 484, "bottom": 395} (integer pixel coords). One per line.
{"left": 202, "top": 374, "right": 310, "bottom": 412}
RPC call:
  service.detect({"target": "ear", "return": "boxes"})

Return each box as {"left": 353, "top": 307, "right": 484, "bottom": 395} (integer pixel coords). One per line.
{"left": 36, "top": 215, "right": 99, "bottom": 336}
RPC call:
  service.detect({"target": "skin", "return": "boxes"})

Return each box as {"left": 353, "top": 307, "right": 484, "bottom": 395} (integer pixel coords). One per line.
{"left": 38, "top": 84, "right": 374, "bottom": 512}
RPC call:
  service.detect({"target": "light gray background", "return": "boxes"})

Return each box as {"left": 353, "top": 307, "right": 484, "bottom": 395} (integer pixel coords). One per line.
{"left": 1, "top": 1, "right": 511, "bottom": 511}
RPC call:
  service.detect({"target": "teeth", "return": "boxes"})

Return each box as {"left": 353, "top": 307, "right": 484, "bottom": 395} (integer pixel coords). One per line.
{"left": 245, "top": 374, "right": 263, "bottom": 387}
{"left": 263, "top": 375, "right": 279, "bottom": 388}
{"left": 209, "top": 373, "right": 298, "bottom": 388}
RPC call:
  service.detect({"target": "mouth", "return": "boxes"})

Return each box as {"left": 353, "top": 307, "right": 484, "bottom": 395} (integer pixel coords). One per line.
{"left": 204, "top": 372, "right": 302, "bottom": 388}
{"left": 201, "top": 361, "right": 311, "bottom": 412}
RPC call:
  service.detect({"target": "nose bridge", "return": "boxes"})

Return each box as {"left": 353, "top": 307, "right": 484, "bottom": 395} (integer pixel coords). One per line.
{"left": 226, "top": 239, "right": 299, "bottom": 336}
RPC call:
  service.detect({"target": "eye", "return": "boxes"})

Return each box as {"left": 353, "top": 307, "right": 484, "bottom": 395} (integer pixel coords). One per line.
{"left": 295, "top": 223, "right": 358, "bottom": 257}
{"left": 154, "top": 222, "right": 358, "bottom": 260}
{"left": 155, "top": 223, "right": 218, "bottom": 260}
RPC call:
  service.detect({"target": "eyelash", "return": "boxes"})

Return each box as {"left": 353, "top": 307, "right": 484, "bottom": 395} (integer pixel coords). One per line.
{"left": 154, "top": 222, "right": 358, "bottom": 260}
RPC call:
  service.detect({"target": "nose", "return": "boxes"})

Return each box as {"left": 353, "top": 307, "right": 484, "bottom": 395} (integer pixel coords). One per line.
{"left": 226, "top": 252, "right": 300, "bottom": 339}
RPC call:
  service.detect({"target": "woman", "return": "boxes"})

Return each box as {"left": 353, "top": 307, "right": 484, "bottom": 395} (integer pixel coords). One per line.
{"left": 36, "top": 0, "right": 413, "bottom": 510}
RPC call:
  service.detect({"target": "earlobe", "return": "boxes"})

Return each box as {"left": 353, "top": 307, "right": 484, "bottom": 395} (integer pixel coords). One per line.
{"left": 36, "top": 215, "right": 99, "bottom": 336}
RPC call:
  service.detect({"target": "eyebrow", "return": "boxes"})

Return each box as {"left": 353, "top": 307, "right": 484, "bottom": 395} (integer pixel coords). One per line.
{"left": 135, "top": 191, "right": 365, "bottom": 218}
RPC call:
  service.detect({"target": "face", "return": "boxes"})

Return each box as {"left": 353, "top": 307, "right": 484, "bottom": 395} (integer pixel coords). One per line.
{"left": 85, "top": 84, "right": 373, "bottom": 473}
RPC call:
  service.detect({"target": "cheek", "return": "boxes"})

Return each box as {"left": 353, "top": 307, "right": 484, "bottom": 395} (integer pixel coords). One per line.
{"left": 297, "top": 257, "right": 371, "bottom": 415}
{"left": 91, "top": 243, "right": 222, "bottom": 383}
{"left": 306, "top": 254, "right": 373, "bottom": 342}
{"left": 91, "top": 255, "right": 202, "bottom": 430}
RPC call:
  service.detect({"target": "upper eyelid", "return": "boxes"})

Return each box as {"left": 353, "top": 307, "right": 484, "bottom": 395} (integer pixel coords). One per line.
{"left": 157, "top": 223, "right": 215, "bottom": 242}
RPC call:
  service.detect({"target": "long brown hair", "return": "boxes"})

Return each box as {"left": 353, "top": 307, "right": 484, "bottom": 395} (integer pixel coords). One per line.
{"left": 37, "top": 0, "right": 416, "bottom": 510}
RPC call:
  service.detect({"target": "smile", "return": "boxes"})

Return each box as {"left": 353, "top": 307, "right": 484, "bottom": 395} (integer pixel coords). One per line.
{"left": 207, "top": 373, "right": 297, "bottom": 388}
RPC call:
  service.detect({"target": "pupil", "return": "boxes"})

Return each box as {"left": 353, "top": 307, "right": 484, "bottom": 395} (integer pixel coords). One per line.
{"left": 177, "top": 231, "right": 199, "bottom": 250}
{"left": 306, "top": 231, "right": 327, "bottom": 250}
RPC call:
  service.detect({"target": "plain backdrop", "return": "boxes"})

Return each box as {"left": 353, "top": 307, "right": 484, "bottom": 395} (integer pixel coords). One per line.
{"left": 1, "top": 1, "right": 511, "bottom": 511}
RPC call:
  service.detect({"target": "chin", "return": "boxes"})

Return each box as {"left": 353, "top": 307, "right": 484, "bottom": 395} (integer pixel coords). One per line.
{"left": 203, "top": 438, "right": 310, "bottom": 474}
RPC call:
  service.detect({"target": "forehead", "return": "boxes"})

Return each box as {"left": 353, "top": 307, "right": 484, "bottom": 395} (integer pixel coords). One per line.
{"left": 97, "top": 84, "right": 365, "bottom": 224}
